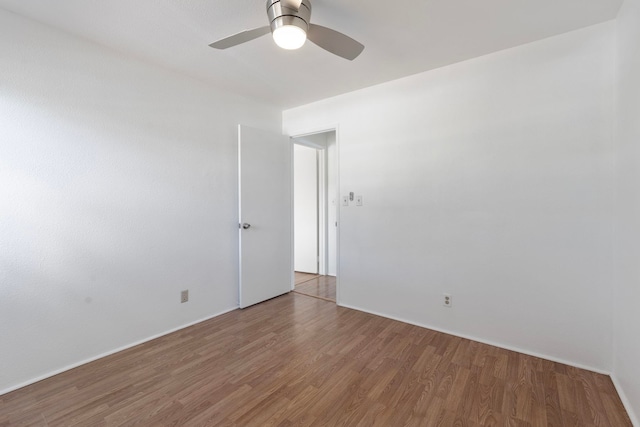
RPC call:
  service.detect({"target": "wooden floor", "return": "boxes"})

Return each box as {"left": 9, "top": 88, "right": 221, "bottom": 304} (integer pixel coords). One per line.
{"left": 0, "top": 293, "right": 631, "bottom": 426}
{"left": 294, "top": 272, "right": 336, "bottom": 302}
{"left": 294, "top": 272, "right": 320, "bottom": 285}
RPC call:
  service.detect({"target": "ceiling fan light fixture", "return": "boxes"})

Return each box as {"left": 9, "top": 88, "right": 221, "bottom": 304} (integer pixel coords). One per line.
{"left": 272, "top": 25, "right": 307, "bottom": 50}
{"left": 210, "top": 0, "right": 365, "bottom": 60}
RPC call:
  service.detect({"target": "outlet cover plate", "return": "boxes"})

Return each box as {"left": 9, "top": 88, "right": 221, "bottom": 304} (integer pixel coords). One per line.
{"left": 443, "top": 293, "right": 452, "bottom": 308}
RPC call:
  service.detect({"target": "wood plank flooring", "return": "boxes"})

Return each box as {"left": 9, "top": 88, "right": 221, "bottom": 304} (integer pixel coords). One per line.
{"left": 294, "top": 273, "right": 336, "bottom": 302}
{"left": 294, "top": 272, "right": 320, "bottom": 286}
{"left": 0, "top": 293, "right": 632, "bottom": 426}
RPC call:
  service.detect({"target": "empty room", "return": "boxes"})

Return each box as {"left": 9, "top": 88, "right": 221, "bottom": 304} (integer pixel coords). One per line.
{"left": 1, "top": 0, "right": 639, "bottom": 425}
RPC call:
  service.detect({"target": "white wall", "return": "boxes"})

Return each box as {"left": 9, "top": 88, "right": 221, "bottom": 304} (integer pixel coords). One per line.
{"left": 294, "top": 144, "right": 318, "bottom": 273}
{"left": 284, "top": 23, "right": 616, "bottom": 372}
{"left": 613, "top": 0, "right": 640, "bottom": 423}
{"left": 0, "top": 9, "right": 281, "bottom": 393}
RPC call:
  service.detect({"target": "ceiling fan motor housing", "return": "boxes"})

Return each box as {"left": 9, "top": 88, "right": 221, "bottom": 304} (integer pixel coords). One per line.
{"left": 267, "top": 0, "right": 312, "bottom": 34}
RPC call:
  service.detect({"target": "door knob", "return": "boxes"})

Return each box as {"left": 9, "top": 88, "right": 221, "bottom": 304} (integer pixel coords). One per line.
{"left": 242, "top": 223, "right": 251, "bottom": 229}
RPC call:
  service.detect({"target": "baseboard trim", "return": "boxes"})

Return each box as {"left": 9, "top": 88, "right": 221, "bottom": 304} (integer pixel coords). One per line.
{"left": 338, "top": 302, "right": 611, "bottom": 376}
{"left": 611, "top": 374, "right": 639, "bottom": 427}
{"left": 0, "top": 306, "right": 239, "bottom": 396}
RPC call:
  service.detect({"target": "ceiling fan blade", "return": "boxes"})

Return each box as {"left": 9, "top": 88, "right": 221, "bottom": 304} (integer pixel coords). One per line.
{"left": 307, "top": 24, "right": 364, "bottom": 61}
{"left": 279, "top": 0, "right": 303, "bottom": 11}
{"left": 209, "top": 26, "right": 271, "bottom": 49}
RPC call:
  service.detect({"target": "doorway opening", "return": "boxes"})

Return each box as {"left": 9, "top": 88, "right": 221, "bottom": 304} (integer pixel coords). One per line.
{"left": 292, "top": 130, "right": 337, "bottom": 303}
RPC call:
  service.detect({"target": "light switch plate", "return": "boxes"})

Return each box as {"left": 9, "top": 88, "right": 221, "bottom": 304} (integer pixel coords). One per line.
{"left": 342, "top": 196, "right": 349, "bottom": 206}
{"left": 356, "top": 196, "right": 363, "bottom": 206}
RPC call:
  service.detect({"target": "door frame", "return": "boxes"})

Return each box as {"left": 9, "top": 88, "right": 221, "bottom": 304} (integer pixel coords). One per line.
{"left": 292, "top": 139, "right": 323, "bottom": 275}
{"left": 289, "top": 126, "right": 340, "bottom": 303}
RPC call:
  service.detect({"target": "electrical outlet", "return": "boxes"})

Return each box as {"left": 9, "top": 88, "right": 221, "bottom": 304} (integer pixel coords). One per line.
{"left": 181, "top": 290, "right": 189, "bottom": 303}
{"left": 443, "top": 293, "right": 452, "bottom": 308}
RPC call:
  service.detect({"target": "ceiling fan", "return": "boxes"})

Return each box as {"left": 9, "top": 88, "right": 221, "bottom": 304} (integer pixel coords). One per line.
{"left": 209, "top": 0, "right": 365, "bottom": 61}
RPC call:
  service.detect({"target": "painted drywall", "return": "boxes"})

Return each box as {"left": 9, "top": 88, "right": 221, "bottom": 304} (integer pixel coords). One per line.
{"left": 0, "top": 9, "right": 280, "bottom": 393}
{"left": 284, "top": 23, "right": 616, "bottom": 371}
{"left": 613, "top": 0, "right": 640, "bottom": 423}
{"left": 294, "top": 144, "right": 318, "bottom": 273}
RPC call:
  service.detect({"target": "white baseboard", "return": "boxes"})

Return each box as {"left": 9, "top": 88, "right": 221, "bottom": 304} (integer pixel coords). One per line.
{"left": 338, "top": 302, "right": 611, "bottom": 376}
{"left": 0, "top": 306, "right": 239, "bottom": 396}
{"left": 611, "top": 374, "right": 639, "bottom": 427}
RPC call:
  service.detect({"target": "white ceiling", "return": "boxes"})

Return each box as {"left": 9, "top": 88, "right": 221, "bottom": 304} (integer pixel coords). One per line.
{"left": 0, "top": 0, "right": 622, "bottom": 108}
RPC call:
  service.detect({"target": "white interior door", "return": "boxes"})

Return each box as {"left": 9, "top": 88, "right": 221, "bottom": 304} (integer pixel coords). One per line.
{"left": 238, "top": 125, "right": 292, "bottom": 308}
{"left": 294, "top": 144, "right": 318, "bottom": 273}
